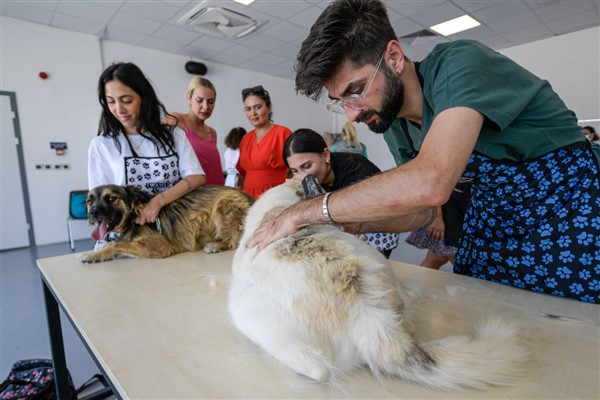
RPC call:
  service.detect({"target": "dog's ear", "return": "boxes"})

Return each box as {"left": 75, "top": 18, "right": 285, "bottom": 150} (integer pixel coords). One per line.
{"left": 124, "top": 186, "right": 151, "bottom": 209}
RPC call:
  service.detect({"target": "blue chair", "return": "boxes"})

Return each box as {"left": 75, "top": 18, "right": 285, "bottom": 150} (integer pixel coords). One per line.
{"left": 67, "top": 190, "right": 88, "bottom": 251}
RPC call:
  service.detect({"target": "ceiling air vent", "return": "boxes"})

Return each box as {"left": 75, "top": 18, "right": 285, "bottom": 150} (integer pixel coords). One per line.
{"left": 178, "top": 1, "right": 267, "bottom": 39}
{"left": 398, "top": 29, "right": 440, "bottom": 46}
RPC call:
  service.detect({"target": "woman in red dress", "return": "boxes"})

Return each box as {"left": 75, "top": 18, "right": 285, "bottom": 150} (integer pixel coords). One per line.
{"left": 237, "top": 86, "right": 292, "bottom": 198}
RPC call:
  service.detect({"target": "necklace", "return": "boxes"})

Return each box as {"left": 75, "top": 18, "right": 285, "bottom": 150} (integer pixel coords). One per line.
{"left": 129, "top": 134, "right": 145, "bottom": 151}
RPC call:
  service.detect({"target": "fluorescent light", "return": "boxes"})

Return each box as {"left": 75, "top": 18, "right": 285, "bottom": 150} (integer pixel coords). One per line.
{"left": 234, "top": 0, "right": 255, "bottom": 5}
{"left": 430, "top": 15, "right": 481, "bottom": 36}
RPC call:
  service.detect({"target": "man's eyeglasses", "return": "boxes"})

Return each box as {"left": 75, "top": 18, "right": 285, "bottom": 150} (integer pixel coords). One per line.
{"left": 242, "top": 85, "right": 267, "bottom": 98}
{"left": 326, "top": 55, "right": 384, "bottom": 115}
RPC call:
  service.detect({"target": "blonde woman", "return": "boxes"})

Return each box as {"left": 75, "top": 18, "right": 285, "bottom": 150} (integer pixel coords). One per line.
{"left": 169, "top": 76, "right": 224, "bottom": 185}
{"left": 332, "top": 121, "right": 367, "bottom": 157}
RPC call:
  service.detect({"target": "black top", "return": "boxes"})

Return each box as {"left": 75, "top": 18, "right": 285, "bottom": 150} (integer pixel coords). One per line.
{"left": 329, "top": 152, "right": 381, "bottom": 191}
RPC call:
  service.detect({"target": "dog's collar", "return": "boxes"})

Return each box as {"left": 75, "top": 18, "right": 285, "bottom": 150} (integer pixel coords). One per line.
{"left": 154, "top": 217, "right": 163, "bottom": 235}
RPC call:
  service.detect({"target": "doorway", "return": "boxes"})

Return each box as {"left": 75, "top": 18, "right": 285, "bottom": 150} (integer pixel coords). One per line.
{"left": 1, "top": 91, "right": 35, "bottom": 250}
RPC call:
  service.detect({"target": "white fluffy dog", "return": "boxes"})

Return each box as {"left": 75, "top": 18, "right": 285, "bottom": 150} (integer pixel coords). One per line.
{"left": 229, "top": 182, "right": 526, "bottom": 390}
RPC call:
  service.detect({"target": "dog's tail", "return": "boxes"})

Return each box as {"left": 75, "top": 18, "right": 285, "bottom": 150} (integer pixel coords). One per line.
{"left": 356, "top": 316, "right": 527, "bottom": 390}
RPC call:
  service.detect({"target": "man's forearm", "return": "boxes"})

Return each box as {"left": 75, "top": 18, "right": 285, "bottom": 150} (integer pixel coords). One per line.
{"left": 359, "top": 208, "right": 436, "bottom": 233}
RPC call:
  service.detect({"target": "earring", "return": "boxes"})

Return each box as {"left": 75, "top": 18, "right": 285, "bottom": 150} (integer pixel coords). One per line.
{"left": 326, "top": 159, "right": 331, "bottom": 164}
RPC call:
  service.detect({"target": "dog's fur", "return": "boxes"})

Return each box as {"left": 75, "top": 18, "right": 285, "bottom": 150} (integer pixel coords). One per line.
{"left": 229, "top": 182, "right": 527, "bottom": 390}
{"left": 79, "top": 184, "right": 253, "bottom": 263}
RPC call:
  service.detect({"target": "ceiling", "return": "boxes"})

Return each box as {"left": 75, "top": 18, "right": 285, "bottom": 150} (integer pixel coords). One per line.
{"left": 2, "top": 0, "right": 599, "bottom": 80}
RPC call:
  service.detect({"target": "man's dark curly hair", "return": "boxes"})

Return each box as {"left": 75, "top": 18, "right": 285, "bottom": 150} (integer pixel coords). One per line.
{"left": 295, "top": 0, "right": 396, "bottom": 101}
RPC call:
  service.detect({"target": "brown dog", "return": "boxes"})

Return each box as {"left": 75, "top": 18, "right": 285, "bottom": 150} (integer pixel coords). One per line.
{"left": 79, "top": 184, "right": 254, "bottom": 263}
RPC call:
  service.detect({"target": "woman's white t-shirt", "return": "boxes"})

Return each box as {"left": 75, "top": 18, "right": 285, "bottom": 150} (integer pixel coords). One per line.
{"left": 87, "top": 127, "right": 204, "bottom": 190}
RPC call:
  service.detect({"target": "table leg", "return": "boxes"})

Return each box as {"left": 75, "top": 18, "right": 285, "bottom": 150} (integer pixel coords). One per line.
{"left": 42, "top": 279, "right": 73, "bottom": 399}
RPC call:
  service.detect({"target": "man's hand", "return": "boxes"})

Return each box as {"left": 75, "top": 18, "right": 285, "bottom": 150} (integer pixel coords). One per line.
{"left": 246, "top": 207, "right": 301, "bottom": 252}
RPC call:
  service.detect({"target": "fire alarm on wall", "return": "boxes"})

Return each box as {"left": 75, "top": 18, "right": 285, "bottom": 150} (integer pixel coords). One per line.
{"left": 39, "top": 72, "right": 49, "bottom": 79}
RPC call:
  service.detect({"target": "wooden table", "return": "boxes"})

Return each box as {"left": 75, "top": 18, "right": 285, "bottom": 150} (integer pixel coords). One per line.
{"left": 38, "top": 250, "right": 599, "bottom": 399}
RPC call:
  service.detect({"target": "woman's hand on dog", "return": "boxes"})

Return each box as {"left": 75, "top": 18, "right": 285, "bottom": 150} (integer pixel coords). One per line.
{"left": 135, "top": 196, "right": 163, "bottom": 225}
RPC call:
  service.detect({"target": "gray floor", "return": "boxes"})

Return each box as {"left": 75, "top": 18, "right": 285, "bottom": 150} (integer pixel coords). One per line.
{"left": 0, "top": 238, "right": 101, "bottom": 386}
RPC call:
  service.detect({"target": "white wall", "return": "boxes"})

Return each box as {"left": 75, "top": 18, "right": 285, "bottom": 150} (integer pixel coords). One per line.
{"left": 1, "top": 17, "right": 102, "bottom": 246}
{"left": 2, "top": 15, "right": 598, "bottom": 247}
{"left": 500, "top": 26, "right": 600, "bottom": 132}
{"left": 1, "top": 16, "right": 333, "bottom": 246}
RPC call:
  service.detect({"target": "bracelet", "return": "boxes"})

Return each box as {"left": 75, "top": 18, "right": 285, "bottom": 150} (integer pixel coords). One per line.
{"left": 322, "top": 192, "right": 336, "bottom": 225}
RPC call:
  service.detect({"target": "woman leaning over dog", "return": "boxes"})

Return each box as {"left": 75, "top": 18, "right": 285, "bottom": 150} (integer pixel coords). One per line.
{"left": 88, "top": 62, "right": 205, "bottom": 237}
{"left": 237, "top": 85, "right": 292, "bottom": 199}
{"left": 284, "top": 128, "right": 399, "bottom": 258}
{"left": 166, "top": 76, "right": 224, "bottom": 185}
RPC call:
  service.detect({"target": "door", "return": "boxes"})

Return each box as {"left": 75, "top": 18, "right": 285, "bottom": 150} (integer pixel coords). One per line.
{"left": 1, "top": 91, "right": 33, "bottom": 250}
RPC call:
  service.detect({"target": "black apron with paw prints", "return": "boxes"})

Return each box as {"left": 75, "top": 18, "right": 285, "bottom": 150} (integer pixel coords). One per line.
{"left": 123, "top": 134, "right": 181, "bottom": 195}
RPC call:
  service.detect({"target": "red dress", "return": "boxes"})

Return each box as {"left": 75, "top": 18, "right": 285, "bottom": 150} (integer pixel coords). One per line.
{"left": 237, "top": 124, "right": 292, "bottom": 198}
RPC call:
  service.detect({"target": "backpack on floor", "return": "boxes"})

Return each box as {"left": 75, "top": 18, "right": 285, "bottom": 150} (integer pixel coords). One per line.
{"left": 0, "top": 359, "right": 77, "bottom": 400}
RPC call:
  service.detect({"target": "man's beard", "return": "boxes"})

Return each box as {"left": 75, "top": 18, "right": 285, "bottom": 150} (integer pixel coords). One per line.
{"left": 358, "top": 65, "right": 405, "bottom": 134}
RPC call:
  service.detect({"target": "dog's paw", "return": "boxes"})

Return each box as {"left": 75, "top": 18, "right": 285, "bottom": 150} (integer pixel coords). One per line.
{"left": 203, "top": 243, "right": 222, "bottom": 254}
{"left": 78, "top": 251, "right": 112, "bottom": 263}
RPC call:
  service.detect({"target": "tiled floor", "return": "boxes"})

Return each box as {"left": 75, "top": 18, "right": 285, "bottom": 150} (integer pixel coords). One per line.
{"left": 0, "top": 239, "right": 101, "bottom": 386}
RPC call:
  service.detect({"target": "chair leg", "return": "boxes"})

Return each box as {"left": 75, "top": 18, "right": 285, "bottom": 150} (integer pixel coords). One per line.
{"left": 67, "top": 218, "right": 75, "bottom": 251}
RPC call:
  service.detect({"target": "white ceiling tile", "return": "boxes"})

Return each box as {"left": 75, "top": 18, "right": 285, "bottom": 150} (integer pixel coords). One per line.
{"left": 384, "top": 1, "right": 445, "bottom": 17}
{"left": 189, "top": 35, "right": 236, "bottom": 52}
{"left": 1, "top": 2, "right": 54, "bottom": 25}
{"left": 140, "top": 36, "right": 185, "bottom": 53}
{"left": 154, "top": 24, "right": 200, "bottom": 44}
{"left": 272, "top": 42, "right": 301, "bottom": 59}
{"left": 545, "top": 10, "right": 600, "bottom": 34}
{"left": 209, "top": 52, "right": 247, "bottom": 66}
{"left": 221, "top": 44, "right": 261, "bottom": 60}
{"left": 501, "top": 23, "right": 552, "bottom": 45}
{"left": 103, "top": 26, "right": 148, "bottom": 45}
{"left": 109, "top": 12, "right": 160, "bottom": 35}
{"left": 471, "top": 1, "right": 533, "bottom": 24}
{"left": 476, "top": 34, "right": 513, "bottom": 50}
{"left": 55, "top": 1, "right": 117, "bottom": 24}
{"left": 451, "top": 0, "right": 503, "bottom": 13}
{"left": 533, "top": 0, "right": 597, "bottom": 22}
{"left": 253, "top": 52, "right": 288, "bottom": 66}
{"left": 487, "top": 11, "right": 541, "bottom": 34}
{"left": 449, "top": 24, "right": 495, "bottom": 41}
{"left": 51, "top": 12, "right": 105, "bottom": 35}
{"left": 251, "top": 0, "right": 312, "bottom": 20}
{"left": 261, "top": 21, "right": 308, "bottom": 43}
{"left": 411, "top": 35, "right": 451, "bottom": 53}
{"left": 89, "top": 0, "right": 125, "bottom": 10}
{"left": 237, "top": 32, "right": 287, "bottom": 52}
{"left": 390, "top": 17, "right": 427, "bottom": 37}
{"left": 288, "top": 5, "right": 323, "bottom": 28}
{"left": 119, "top": 0, "right": 182, "bottom": 22}
{"left": 409, "top": 2, "right": 465, "bottom": 27}
{"left": 19, "top": 0, "right": 58, "bottom": 12}
{"left": 176, "top": 45, "right": 216, "bottom": 60}
{"left": 2, "top": 0, "right": 599, "bottom": 80}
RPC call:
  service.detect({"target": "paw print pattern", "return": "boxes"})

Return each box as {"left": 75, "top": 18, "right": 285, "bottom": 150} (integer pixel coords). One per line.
{"left": 455, "top": 145, "right": 600, "bottom": 303}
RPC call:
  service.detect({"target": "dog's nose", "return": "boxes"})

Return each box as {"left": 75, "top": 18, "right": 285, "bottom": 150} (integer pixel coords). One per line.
{"left": 89, "top": 207, "right": 98, "bottom": 219}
